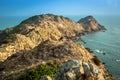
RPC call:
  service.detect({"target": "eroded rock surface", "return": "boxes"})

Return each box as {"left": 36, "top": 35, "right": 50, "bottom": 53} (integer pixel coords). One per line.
{"left": 55, "top": 59, "right": 109, "bottom": 80}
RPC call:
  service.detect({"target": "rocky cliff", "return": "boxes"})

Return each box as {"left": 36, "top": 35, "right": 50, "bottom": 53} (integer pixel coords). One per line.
{"left": 0, "top": 14, "right": 112, "bottom": 80}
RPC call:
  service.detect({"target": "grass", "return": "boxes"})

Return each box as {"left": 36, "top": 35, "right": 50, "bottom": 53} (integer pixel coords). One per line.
{"left": 17, "top": 61, "right": 60, "bottom": 80}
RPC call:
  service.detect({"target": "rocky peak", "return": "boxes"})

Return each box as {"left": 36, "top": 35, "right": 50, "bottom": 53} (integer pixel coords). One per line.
{"left": 20, "top": 14, "right": 72, "bottom": 26}
{"left": 78, "top": 16, "right": 95, "bottom": 22}
{"left": 78, "top": 16, "right": 106, "bottom": 32}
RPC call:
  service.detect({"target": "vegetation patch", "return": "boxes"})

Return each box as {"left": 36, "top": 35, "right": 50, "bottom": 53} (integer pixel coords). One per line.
{"left": 17, "top": 61, "right": 60, "bottom": 80}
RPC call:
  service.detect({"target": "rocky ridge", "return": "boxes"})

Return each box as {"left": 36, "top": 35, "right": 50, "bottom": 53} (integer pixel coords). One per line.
{"left": 0, "top": 14, "right": 83, "bottom": 61}
{"left": 0, "top": 14, "right": 112, "bottom": 80}
{"left": 0, "top": 14, "right": 105, "bottom": 61}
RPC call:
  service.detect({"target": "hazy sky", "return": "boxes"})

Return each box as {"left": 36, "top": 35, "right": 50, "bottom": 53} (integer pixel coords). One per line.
{"left": 0, "top": 0, "right": 120, "bottom": 16}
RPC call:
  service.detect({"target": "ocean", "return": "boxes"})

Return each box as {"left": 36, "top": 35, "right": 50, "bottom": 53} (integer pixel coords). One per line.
{"left": 0, "top": 16, "right": 30, "bottom": 30}
{"left": 0, "top": 15, "right": 120, "bottom": 79}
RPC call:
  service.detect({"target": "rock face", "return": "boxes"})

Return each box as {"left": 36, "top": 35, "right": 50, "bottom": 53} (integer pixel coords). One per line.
{"left": 78, "top": 16, "right": 106, "bottom": 33}
{"left": 40, "top": 59, "right": 112, "bottom": 80}
{"left": 55, "top": 59, "right": 106, "bottom": 80}
{"left": 0, "top": 14, "right": 112, "bottom": 80}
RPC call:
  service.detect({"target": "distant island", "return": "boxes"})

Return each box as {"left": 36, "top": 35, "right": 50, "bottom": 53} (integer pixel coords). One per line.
{"left": 0, "top": 14, "right": 112, "bottom": 80}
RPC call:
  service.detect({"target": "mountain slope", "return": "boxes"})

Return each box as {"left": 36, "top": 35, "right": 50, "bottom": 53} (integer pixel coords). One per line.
{"left": 0, "top": 14, "right": 84, "bottom": 61}
{"left": 0, "top": 39, "right": 112, "bottom": 80}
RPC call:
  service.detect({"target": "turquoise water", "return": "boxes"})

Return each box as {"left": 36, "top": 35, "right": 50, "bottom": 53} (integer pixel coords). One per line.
{"left": 0, "top": 15, "right": 120, "bottom": 79}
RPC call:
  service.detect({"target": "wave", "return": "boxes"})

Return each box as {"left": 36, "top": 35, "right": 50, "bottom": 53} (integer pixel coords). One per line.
{"left": 116, "top": 59, "right": 120, "bottom": 62}
{"left": 94, "top": 49, "right": 106, "bottom": 55}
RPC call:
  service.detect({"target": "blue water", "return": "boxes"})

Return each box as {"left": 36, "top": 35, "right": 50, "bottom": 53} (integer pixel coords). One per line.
{"left": 0, "top": 16, "right": 29, "bottom": 30}
{"left": 0, "top": 15, "right": 120, "bottom": 79}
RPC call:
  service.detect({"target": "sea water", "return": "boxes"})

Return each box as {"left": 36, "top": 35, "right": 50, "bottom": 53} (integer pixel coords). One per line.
{"left": 0, "top": 16, "right": 29, "bottom": 30}
{"left": 0, "top": 15, "right": 120, "bottom": 79}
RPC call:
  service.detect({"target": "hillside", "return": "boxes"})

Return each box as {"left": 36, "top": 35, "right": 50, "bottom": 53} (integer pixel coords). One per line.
{"left": 0, "top": 14, "right": 112, "bottom": 80}
{"left": 0, "top": 39, "right": 112, "bottom": 80}
{"left": 0, "top": 14, "right": 106, "bottom": 61}
{"left": 0, "top": 14, "right": 84, "bottom": 61}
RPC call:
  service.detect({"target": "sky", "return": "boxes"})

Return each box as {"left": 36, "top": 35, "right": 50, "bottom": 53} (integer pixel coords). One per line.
{"left": 0, "top": 0, "right": 120, "bottom": 17}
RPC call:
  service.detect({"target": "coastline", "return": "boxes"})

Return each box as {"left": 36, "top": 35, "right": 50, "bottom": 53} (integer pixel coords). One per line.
{"left": 0, "top": 14, "right": 113, "bottom": 80}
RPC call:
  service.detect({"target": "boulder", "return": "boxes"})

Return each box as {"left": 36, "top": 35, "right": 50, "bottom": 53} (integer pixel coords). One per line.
{"left": 55, "top": 59, "right": 105, "bottom": 80}
{"left": 40, "top": 75, "right": 52, "bottom": 80}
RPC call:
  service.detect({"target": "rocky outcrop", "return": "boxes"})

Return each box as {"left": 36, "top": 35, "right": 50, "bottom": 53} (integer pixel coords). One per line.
{"left": 78, "top": 16, "right": 106, "bottom": 33}
{"left": 40, "top": 59, "right": 112, "bottom": 80}
{"left": 55, "top": 59, "right": 110, "bottom": 80}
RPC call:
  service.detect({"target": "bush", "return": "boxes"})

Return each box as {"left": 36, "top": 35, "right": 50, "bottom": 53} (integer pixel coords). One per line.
{"left": 17, "top": 61, "right": 60, "bottom": 80}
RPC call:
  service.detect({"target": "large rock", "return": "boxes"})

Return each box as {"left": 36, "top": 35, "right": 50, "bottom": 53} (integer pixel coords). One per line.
{"left": 55, "top": 59, "right": 110, "bottom": 80}
{"left": 40, "top": 75, "right": 52, "bottom": 80}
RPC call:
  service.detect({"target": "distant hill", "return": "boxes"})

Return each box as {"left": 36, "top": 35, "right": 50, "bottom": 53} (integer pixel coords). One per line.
{"left": 78, "top": 15, "right": 106, "bottom": 32}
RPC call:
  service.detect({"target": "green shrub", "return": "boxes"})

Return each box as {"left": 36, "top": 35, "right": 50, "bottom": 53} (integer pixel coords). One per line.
{"left": 17, "top": 61, "right": 60, "bottom": 80}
